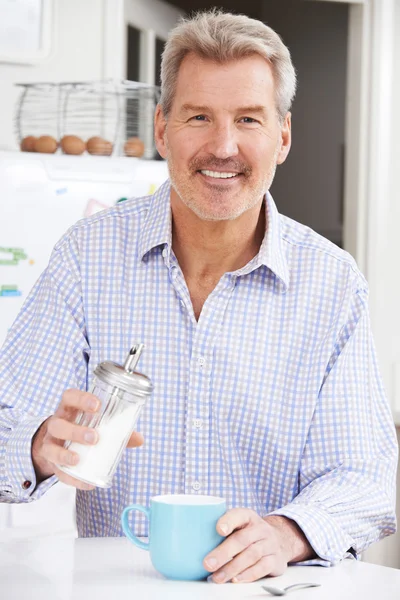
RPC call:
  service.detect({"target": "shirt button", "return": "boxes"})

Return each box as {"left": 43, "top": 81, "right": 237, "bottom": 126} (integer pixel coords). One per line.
{"left": 22, "top": 480, "right": 32, "bottom": 490}
{"left": 192, "top": 481, "right": 201, "bottom": 491}
{"left": 162, "top": 248, "right": 167, "bottom": 258}
{"left": 197, "top": 356, "right": 205, "bottom": 366}
{"left": 193, "top": 418, "right": 203, "bottom": 429}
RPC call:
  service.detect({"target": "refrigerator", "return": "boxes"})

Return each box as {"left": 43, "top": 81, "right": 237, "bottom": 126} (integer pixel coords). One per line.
{"left": 0, "top": 150, "right": 169, "bottom": 539}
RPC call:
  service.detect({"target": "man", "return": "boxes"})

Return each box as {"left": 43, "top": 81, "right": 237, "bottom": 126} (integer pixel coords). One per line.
{"left": 0, "top": 10, "right": 397, "bottom": 584}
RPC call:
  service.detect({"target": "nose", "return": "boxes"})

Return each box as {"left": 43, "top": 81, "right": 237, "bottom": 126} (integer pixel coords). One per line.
{"left": 205, "top": 123, "right": 239, "bottom": 159}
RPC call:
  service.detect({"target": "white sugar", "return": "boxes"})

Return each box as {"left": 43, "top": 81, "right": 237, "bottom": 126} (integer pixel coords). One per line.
{"left": 66, "top": 404, "right": 141, "bottom": 485}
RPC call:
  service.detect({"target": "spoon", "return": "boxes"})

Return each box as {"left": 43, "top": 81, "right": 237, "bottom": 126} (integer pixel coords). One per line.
{"left": 262, "top": 583, "right": 321, "bottom": 596}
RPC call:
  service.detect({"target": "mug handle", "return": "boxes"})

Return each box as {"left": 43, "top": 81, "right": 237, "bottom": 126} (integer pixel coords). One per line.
{"left": 121, "top": 504, "right": 150, "bottom": 550}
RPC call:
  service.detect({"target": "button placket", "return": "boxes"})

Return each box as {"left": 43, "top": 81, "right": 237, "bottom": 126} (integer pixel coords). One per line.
{"left": 185, "top": 348, "right": 211, "bottom": 495}
{"left": 169, "top": 263, "right": 195, "bottom": 322}
{"left": 184, "top": 276, "right": 234, "bottom": 496}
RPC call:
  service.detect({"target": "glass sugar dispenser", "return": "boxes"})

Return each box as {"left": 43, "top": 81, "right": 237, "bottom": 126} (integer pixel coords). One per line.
{"left": 58, "top": 344, "right": 153, "bottom": 488}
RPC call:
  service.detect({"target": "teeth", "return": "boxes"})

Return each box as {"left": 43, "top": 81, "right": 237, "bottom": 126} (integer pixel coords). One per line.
{"left": 201, "top": 170, "right": 238, "bottom": 179}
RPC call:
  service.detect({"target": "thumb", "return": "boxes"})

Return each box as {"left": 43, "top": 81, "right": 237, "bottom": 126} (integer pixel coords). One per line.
{"left": 126, "top": 431, "right": 144, "bottom": 448}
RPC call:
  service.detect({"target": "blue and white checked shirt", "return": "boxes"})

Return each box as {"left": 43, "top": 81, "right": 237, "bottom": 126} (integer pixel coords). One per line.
{"left": 0, "top": 180, "right": 397, "bottom": 565}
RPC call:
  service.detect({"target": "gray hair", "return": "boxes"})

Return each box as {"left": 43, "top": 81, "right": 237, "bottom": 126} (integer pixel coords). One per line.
{"left": 160, "top": 10, "right": 297, "bottom": 123}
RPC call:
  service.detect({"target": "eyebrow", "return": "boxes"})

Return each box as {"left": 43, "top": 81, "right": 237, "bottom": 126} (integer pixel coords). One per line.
{"left": 180, "top": 104, "right": 210, "bottom": 114}
{"left": 180, "top": 103, "right": 268, "bottom": 116}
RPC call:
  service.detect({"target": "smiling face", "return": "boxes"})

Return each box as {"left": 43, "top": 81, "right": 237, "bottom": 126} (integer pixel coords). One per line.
{"left": 155, "top": 52, "right": 291, "bottom": 222}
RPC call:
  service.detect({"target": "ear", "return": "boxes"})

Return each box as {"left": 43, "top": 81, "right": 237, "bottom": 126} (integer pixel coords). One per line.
{"left": 154, "top": 104, "right": 168, "bottom": 159}
{"left": 276, "top": 112, "right": 292, "bottom": 165}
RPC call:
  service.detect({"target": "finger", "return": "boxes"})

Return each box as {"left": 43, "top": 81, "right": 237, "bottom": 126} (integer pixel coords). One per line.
{"left": 126, "top": 431, "right": 144, "bottom": 448}
{"left": 204, "top": 523, "right": 263, "bottom": 573}
{"left": 47, "top": 416, "right": 99, "bottom": 445}
{"left": 216, "top": 508, "right": 255, "bottom": 536}
{"left": 231, "top": 554, "right": 286, "bottom": 583}
{"left": 54, "top": 466, "right": 95, "bottom": 491}
{"left": 211, "top": 539, "right": 270, "bottom": 583}
{"left": 39, "top": 439, "right": 81, "bottom": 470}
{"left": 57, "top": 389, "right": 100, "bottom": 414}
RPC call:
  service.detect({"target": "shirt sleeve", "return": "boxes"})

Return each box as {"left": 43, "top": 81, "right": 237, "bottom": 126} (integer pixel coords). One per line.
{"left": 0, "top": 234, "right": 90, "bottom": 503}
{"left": 268, "top": 279, "right": 398, "bottom": 566}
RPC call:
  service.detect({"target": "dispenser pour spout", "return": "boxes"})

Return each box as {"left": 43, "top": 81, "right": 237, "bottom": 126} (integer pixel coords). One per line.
{"left": 124, "top": 343, "right": 145, "bottom": 373}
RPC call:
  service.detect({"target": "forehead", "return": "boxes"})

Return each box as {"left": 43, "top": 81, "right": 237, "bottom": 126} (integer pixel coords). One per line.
{"left": 173, "top": 52, "right": 276, "bottom": 111}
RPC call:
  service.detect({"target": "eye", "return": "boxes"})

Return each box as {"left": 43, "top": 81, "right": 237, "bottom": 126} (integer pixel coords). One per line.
{"left": 191, "top": 115, "right": 207, "bottom": 121}
{"left": 240, "top": 117, "right": 259, "bottom": 124}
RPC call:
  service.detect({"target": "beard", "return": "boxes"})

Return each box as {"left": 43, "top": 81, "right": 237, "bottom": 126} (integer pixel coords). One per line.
{"left": 165, "top": 137, "right": 279, "bottom": 222}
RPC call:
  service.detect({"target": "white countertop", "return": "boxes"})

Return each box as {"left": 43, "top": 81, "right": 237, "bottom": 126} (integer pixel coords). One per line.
{"left": 0, "top": 535, "right": 399, "bottom": 600}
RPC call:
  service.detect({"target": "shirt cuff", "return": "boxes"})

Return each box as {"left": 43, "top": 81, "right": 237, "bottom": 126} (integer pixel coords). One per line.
{"left": 2, "top": 413, "right": 58, "bottom": 502}
{"left": 267, "top": 502, "right": 356, "bottom": 566}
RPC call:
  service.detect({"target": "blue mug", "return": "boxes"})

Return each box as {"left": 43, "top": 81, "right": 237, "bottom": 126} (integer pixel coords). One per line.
{"left": 121, "top": 494, "right": 226, "bottom": 580}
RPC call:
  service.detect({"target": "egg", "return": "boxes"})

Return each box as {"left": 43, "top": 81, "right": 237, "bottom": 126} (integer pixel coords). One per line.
{"left": 20, "top": 136, "right": 37, "bottom": 152}
{"left": 124, "top": 137, "right": 145, "bottom": 158}
{"left": 86, "top": 136, "right": 113, "bottom": 156}
{"left": 34, "top": 135, "right": 58, "bottom": 154}
{"left": 61, "top": 135, "right": 86, "bottom": 155}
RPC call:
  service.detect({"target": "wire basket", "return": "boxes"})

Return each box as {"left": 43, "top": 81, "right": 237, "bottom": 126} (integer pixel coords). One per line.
{"left": 15, "top": 80, "right": 161, "bottom": 159}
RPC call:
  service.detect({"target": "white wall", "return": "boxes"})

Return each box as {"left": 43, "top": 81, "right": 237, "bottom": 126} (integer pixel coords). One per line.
{"left": 125, "top": 0, "right": 182, "bottom": 34}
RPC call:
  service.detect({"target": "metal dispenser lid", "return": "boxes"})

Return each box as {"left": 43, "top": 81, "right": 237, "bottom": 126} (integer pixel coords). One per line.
{"left": 93, "top": 344, "right": 153, "bottom": 397}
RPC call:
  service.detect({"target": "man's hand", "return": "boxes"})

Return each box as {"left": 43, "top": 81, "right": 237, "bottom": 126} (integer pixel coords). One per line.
{"left": 32, "top": 388, "right": 144, "bottom": 490}
{"left": 203, "top": 509, "right": 315, "bottom": 583}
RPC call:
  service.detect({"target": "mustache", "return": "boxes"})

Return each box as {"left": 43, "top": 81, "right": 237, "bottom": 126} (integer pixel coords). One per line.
{"left": 190, "top": 156, "right": 251, "bottom": 175}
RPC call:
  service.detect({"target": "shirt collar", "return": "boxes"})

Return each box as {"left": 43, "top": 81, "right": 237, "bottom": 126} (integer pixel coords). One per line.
{"left": 138, "top": 180, "right": 172, "bottom": 263}
{"left": 235, "top": 191, "right": 290, "bottom": 290}
{"left": 138, "top": 180, "right": 289, "bottom": 289}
